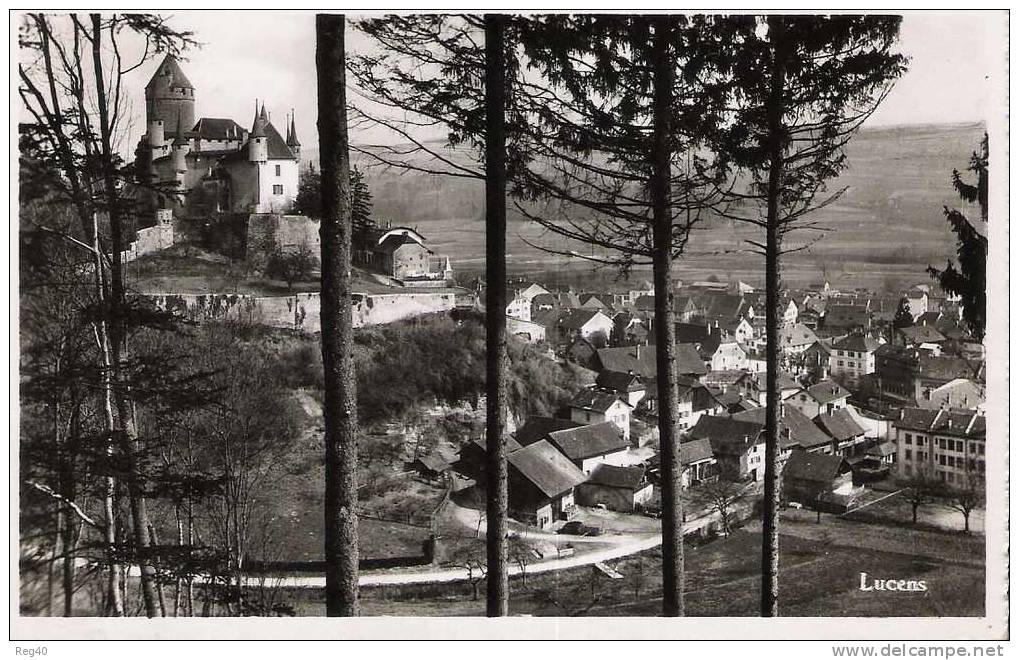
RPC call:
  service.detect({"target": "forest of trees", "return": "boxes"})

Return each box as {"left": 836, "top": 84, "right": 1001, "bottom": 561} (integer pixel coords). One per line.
{"left": 19, "top": 12, "right": 909, "bottom": 618}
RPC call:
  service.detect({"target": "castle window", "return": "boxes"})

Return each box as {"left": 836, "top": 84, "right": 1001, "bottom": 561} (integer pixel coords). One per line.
{"left": 273, "top": 185, "right": 283, "bottom": 195}
{"left": 275, "top": 165, "right": 281, "bottom": 176}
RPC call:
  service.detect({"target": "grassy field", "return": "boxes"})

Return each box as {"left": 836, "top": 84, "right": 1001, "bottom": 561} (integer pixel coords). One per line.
{"left": 273, "top": 510, "right": 985, "bottom": 617}
{"left": 345, "top": 122, "right": 986, "bottom": 292}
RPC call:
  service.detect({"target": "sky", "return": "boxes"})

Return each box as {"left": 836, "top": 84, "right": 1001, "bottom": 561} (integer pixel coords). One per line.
{"left": 116, "top": 11, "right": 1003, "bottom": 155}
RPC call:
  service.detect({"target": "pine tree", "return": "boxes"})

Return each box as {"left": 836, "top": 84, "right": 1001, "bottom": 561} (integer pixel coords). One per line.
{"left": 928, "top": 134, "right": 988, "bottom": 340}
{"left": 893, "top": 297, "right": 913, "bottom": 330}
{"left": 721, "top": 15, "right": 906, "bottom": 617}
{"left": 316, "top": 12, "right": 360, "bottom": 617}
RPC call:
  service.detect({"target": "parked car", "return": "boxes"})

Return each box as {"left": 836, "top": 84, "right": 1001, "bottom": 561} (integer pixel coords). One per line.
{"left": 559, "top": 521, "right": 603, "bottom": 537}
{"left": 558, "top": 521, "right": 586, "bottom": 535}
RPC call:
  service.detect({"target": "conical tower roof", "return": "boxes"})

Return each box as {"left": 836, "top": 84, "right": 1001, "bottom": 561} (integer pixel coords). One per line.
{"left": 287, "top": 112, "right": 300, "bottom": 147}
{"left": 251, "top": 102, "right": 267, "bottom": 138}
{"left": 145, "top": 53, "right": 194, "bottom": 92}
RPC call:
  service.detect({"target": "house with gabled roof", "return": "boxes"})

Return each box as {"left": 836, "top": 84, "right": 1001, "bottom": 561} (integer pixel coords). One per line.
{"left": 508, "top": 440, "right": 587, "bottom": 528}
{"left": 734, "top": 403, "right": 835, "bottom": 455}
{"left": 557, "top": 309, "right": 615, "bottom": 346}
{"left": 576, "top": 464, "right": 653, "bottom": 512}
{"left": 829, "top": 333, "right": 881, "bottom": 385}
{"left": 781, "top": 450, "right": 856, "bottom": 508}
{"left": 917, "top": 378, "right": 985, "bottom": 411}
{"left": 787, "top": 379, "right": 851, "bottom": 418}
{"left": 896, "top": 324, "right": 947, "bottom": 353}
{"left": 454, "top": 434, "right": 523, "bottom": 483}
{"left": 595, "top": 370, "right": 647, "bottom": 408}
{"left": 823, "top": 304, "right": 870, "bottom": 335}
{"left": 546, "top": 421, "right": 631, "bottom": 474}
{"left": 813, "top": 408, "right": 868, "bottom": 457}
{"left": 513, "top": 416, "right": 583, "bottom": 447}
{"left": 688, "top": 415, "right": 766, "bottom": 482}
{"left": 778, "top": 322, "right": 819, "bottom": 356}
{"left": 566, "top": 389, "right": 632, "bottom": 441}
{"left": 593, "top": 343, "right": 707, "bottom": 379}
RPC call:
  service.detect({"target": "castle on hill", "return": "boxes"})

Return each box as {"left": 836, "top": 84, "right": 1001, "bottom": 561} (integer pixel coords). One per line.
{"left": 134, "top": 54, "right": 301, "bottom": 214}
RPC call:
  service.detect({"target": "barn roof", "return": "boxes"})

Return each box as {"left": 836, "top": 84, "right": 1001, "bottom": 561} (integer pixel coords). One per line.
{"left": 508, "top": 440, "right": 587, "bottom": 498}
{"left": 783, "top": 450, "right": 849, "bottom": 483}
{"left": 586, "top": 463, "right": 646, "bottom": 490}
{"left": 547, "top": 422, "right": 628, "bottom": 461}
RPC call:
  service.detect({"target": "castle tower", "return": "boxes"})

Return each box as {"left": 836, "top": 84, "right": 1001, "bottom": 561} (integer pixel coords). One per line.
{"left": 171, "top": 108, "right": 190, "bottom": 192}
{"left": 286, "top": 110, "right": 301, "bottom": 160}
{"left": 248, "top": 102, "right": 268, "bottom": 163}
{"left": 145, "top": 54, "right": 195, "bottom": 136}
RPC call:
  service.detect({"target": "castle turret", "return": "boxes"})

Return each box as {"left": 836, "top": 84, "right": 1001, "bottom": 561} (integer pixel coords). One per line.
{"left": 146, "top": 117, "right": 165, "bottom": 150}
{"left": 286, "top": 110, "right": 301, "bottom": 160}
{"left": 248, "top": 102, "right": 268, "bottom": 163}
{"left": 145, "top": 54, "right": 195, "bottom": 136}
{"left": 171, "top": 108, "right": 190, "bottom": 174}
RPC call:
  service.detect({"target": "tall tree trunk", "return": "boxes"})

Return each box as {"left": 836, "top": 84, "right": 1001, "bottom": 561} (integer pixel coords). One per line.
{"left": 316, "top": 13, "right": 360, "bottom": 617}
{"left": 90, "top": 214, "right": 124, "bottom": 617}
{"left": 483, "top": 12, "right": 509, "bottom": 618}
{"left": 650, "top": 15, "right": 684, "bottom": 618}
{"left": 89, "top": 13, "right": 160, "bottom": 618}
{"left": 760, "top": 14, "right": 788, "bottom": 619}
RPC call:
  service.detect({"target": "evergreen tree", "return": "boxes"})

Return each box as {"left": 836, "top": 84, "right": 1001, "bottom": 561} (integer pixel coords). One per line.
{"left": 893, "top": 296, "right": 913, "bottom": 330}
{"left": 721, "top": 15, "right": 906, "bottom": 617}
{"left": 928, "top": 134, "right": 988, "bottom": 340}
{"left": 295, "top": 164, "right": 374, "bottom": 235}
{"left": 316, "top": 12, "right": 360, "bottom": 617}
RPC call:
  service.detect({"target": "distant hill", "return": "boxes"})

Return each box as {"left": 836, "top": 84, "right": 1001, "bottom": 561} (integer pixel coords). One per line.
{"left": 301, "top": 122, "right": 986, "bottom": 290}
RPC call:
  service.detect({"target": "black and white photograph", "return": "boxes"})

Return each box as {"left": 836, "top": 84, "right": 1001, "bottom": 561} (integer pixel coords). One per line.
{"left": 10, "top": 7, "right": 1009, "bottom": 646}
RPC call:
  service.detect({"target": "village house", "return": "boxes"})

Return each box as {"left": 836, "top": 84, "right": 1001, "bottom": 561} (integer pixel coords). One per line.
{"left": 813, "top": 408, "right": 868, "bottom": 457}
{"left": 514, "top": 282, "right": 551, "bottom": 305}
{"left": 829, "top": 333, "right": 881, "bottom": 386}
{"left": 895, "top": 324, "right": 948, "bottom": 353}
{"left": 787, "top": 380, "right": 851, "bottom": 418}
{"left": 506, "top": 295, "right": 532, "bottom": 322}
{"left": 579, "top": 293, "right": 612, "bottom": 312}
{"left": 733, "top": 403, "right": 835, "bottom": 456}
{"left": 593, "top": 343, "right": 708, "bottom": 379}
{"left": 405, "top": 452, "right": 452, "bottom": 482}
{"left": 778, "top": 322, "right": 820, "bottom": 356}
{"left": 822, "top": 304, "right": 870, "bottom": 335}
{"left": 513, "top": 416, "right": 583, "bottom": 446}
{"left": 688, "top": 415, "right": 766, "bottom": 482}
{"left": 611, "top": 311, "right": 649, "bottom": 346}
{"left": 783, "top": 299, "right": 800, "bottom": 324}
{"left": 781, "top": 450, "right": 857, "bottom": 510}
{"left": 688, "top": 292, "right": 753, "bottom": 327}
{"left": 506, "top": 316, "right": 546, "bottom": 343}
{"left": 743, "top": 370, "right": 802, "bottom": 407}
{"left": 680, "top": 437, "right": 718, "bottom": 486}
{"left": 566, "top": 389, "right": 632, "bottom": 441}
{"left": 874, "top": 345, "right": 984, "bottom": 406}
{"left": 454, "top": 434, "right": 523, "bottom": 483}
{"left": 800, "top": 339, "right": 834, "bottom": 381}
{"left": 507, "top": 440, "right": 587, "bottom": 529}
{"left": 354, "top": 225, "right": 453, "bottom": 284}
{"left": 917, "top": 378, "right": 985, "bottom": 411}
{"left": 905, "top": 286, "right": 930, "bottom": 321}
{"left": 557, "top": 309, "right": 615, "bottom": 346}
{"left": 894, "top": 408, "right": 986, "bottom": 486}
{"left": 595, "top": 370, "right": 647, "bottom": 408}
{"left": 546, "top": 422, "right": 631, "bottom": 474}
{"left": 576, "top": 464, "right": 653, "bottom": 513}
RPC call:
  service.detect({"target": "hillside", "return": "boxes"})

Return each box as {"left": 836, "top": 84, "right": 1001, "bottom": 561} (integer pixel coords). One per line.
{"left": 302, "top": 122, "right": 985, "bottom": 290}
